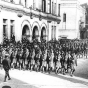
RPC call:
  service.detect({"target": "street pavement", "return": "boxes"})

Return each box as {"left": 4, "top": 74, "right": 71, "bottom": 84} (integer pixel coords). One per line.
{"left": 74, "top": 58, "right": 88, "bottom": 79}
{"left": 0, "top": 59, "right": 88, "bottom": 88}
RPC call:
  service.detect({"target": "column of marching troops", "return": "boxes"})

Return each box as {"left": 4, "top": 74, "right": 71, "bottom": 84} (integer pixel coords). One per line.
{"left": 0, "top": 37, "right": 88, "bottom": 77}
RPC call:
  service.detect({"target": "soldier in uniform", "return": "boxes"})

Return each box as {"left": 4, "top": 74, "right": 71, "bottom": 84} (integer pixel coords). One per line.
{"left": 46, "top": 51, "right": 50, "bottom": 72}
{"left": 49, "top": 50, "right": 54, "bottom": 73}
{"left": 42, "top": 50, "right": 47, "bottom": 72}
{"left": 39, "top": 52, "right": 43, "bottom": 71}
{"left": 30, "top": 49, "right": 35, "bottom": 71}
{"left": 55, "top": 51, "right": 61, "bottom": 74}
{"left": 27, "top": 49, "right": 32, "bottom": 70}
{"left": 2, "top": 54, "right": 11, "bottom": 82}
{"left": 60, "top": 51, "right": 65, "bottom": 75}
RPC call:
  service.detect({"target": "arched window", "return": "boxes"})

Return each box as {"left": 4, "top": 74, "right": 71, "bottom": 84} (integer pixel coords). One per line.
{"left": 32, "top": 26, "right": 39, "bottom": 40}
{"left": 41, "top": 27, "right": 46, "bottom": 40}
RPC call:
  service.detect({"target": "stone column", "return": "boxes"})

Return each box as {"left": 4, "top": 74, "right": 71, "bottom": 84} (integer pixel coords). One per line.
{"left": 47, "top": 21, "right": 50, "bottom": 41}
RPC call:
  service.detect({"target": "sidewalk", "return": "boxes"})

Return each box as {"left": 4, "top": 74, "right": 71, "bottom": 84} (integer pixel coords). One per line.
{"left": 0, "top": 69, "right": 88, "bottom": 88}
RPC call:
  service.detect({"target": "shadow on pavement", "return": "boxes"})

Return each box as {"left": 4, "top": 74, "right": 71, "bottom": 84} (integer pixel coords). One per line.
{"left": 2, "top": 86, "right": 11, "bottom": 88}
{"left": 44, "top": 73, "right": 88, "bottom": 86}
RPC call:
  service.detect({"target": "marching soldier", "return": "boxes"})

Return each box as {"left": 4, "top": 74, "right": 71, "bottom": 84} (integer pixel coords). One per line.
{"left": 30, "top": 49, "right": 35, "bottom": 71}
{"left": 49, "top": 50, "right": 54, "bottom": 73}
{"left": 55, "top": 51, "right": 61, "bottom": 74}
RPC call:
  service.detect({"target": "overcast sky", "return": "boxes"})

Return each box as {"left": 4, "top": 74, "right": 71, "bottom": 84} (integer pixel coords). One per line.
{"left": 79, "top": 0, "right": 88, "bottom": 4}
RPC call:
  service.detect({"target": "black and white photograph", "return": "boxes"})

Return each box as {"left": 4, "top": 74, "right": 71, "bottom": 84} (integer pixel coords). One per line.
{"left": 0, "top": 0, "right": 88, "bottom": 88}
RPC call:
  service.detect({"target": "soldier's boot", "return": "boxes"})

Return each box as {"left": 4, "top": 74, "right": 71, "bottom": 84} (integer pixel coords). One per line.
{"left": 44, "top": 67, "right": 47, "bottom": 72}
{"left": 70, "top": 69, "right": 73, "bottom": 77}
{"left": 73, "top": 68, "right": 75, "bottom": 73}
{"left": 55, "top": 68, "right": 58, "bottom": 74}
{"left": 38, "top": 66, "right": 40, "bottom": 71}
{"left": 31, "top": 65, "right": 33, "bottom": 71}
{"left": 42, "top": 67, "right": 44, "bottom": 72}
{"left": 58, "top": 68, "right": 60, "bottom": 74}
{"left": 63, "top": 68, "right": 66, "bottom": 75}
{"left": 37, "top": 66, "right": 39, "bottom": 72}
{"left": 41, "top": 66, "right": 42, "bottom": 72}
{"left": 61, "top": 67, "right": 63, "bottom": 74}
{"left": 28, "top": 64, "right": 30, "bottom": 70}
{"left": 71, "top": 68, "right": 75, "bottom": 75}
{"left": 4, "top": 75, "right": 7, "bottom": 82}
{"left": 7, "top": 72, "right": 11, "bottom": 80}
{"left": 8, "top": 75, "right": 11, "bottom": 80}
{"left": 36, "top": 65, "right": 38, "bottom": 72}
{"left": 19, "top": 65, "right": 21, "bottom": 70}
{"left": 48, "top": 67, "right": 51, "bottom": 74}
{"left": 50, "top": 67, "right": 52, "bottom": 73}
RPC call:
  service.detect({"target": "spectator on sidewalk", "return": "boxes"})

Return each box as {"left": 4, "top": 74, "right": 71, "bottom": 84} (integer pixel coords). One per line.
{"left": 2, "top": 54, "right": 11, "bottom": 82}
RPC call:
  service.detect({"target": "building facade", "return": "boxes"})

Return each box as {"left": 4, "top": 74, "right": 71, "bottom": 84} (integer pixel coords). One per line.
{"left": 0, "top": 0, "right": 61, "bottom": 43}
{"left": 58, "top": 0, "right": 85, "bottom": 39}
{"left": 81, "top": 3, "right": 88, "bottom": 39}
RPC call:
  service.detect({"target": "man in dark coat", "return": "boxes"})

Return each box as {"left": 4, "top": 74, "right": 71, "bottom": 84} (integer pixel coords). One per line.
{"left": 2, "top": 54, "right": 11, "bottom": 82}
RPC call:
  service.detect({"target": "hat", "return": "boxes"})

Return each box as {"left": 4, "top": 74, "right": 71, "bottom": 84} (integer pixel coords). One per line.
{"left": 5, "top": 54, "right": 10, "bottom": 57}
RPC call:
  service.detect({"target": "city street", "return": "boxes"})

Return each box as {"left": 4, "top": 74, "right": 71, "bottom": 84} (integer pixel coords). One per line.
{"left": 0, "top": 0, "right": 88, "bottom": 88}
{"left": 0, "top": 59, "right": 88, "bottom": 88}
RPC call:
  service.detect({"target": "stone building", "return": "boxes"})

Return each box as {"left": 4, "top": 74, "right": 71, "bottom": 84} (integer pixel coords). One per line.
{"left": 0, "top": 0, "right": 61, "bottom": 43}
{"left": 58, "top": 0, "right": 85, "bottom": 39}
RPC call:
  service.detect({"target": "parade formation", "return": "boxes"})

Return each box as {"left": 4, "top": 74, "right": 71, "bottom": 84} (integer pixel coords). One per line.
{"left": 0, "top": 37, "right": 88, "bottom": 79}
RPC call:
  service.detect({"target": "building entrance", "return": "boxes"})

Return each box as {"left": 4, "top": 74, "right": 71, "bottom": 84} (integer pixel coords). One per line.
{"left": 41, "top": 27, "right": 46, "bottom": 40}
{"left": 32, "top": 26, "right": 39, "bottom": 40}
{"left": 22, "top": 25, "right": 30, "bottom": 41}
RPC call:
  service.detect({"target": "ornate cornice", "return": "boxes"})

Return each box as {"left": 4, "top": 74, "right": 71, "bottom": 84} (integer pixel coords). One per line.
{"left": 59, "top": 29, "right": 76, "bottom": 31}
{"left": 0, "top": 1, "right": 61, "bottom": 23}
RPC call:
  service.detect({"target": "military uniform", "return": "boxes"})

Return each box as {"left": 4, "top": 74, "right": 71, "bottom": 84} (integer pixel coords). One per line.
{"left": 2, "top": 54, "right": 11, "bottom": 82}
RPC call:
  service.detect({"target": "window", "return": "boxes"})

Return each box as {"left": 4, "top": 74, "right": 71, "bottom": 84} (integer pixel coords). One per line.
{"left": 52, "top": 2, "right": 53, "bottom": 14}
{"left": 3, "top": 25, "right": 7, "bottom": 37}
{"left": 47, "top": 0, "right": 51, "bottom": 13}
{"left": 58, "top": 4, "right": 60, "bottom": 16}
{"left": 2, "top": 0, "right": 10, "bottom": 2}
{"left": 33, "top": 0, "right": 36, "bottom": 10}
{"left": 42, "top": 0, "right": 46, "bottom": 12}
{"left": 52, "top": 2, "right": 56, "bottom": 15}
{"left": 54, "top": 26, "right": 56, "bottom": 39}
{"left": 51, "top": 26, "right": 56, "bottom": 40}
{"left": 2, "top": 0, "right": 15, "bottom": 3}
{"left": 63, "top": 13, "right": 66, "bottom": 22}
{"left": 54, "top": 3, "right": 56, "bottom": 15}
{"left": 10, "top": 0, "right": 14, "bottom": 3}
{"left": 51, "top": 26, "right": 53, "bottom": 40}
{"left": 10, "top": 20, "right": 15, "bottom": 40}
{"left": 19, "top": 0, "right": 23, "bottom": 5}
{"left": 25, "top": 0, "right": 27, "bottom": 7}
{"left": 3, "top": 19, "right": 8, "bottom": 38}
